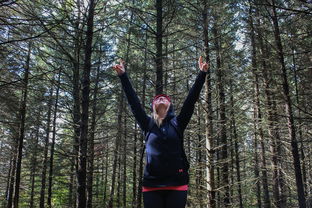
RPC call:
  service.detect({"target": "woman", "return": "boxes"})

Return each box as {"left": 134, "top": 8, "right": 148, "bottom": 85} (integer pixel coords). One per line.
{"left": 113, "top": 56, "right": 208, "bottom": 208}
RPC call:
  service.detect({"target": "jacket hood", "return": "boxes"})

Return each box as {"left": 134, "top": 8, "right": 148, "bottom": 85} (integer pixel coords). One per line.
{"left": 165, "top": 104, "right": 175, "bottom": 121}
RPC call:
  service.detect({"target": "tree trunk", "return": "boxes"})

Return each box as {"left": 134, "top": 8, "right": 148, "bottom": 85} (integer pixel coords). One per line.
{"left": 5, "top": 156, "right": 12, "bottom": 208}
{"left": 108, "top": 94, "right": 123, "bottom": 208}
{"left": 7, "top": 143, "right": 17, "bottom": 208}
{"left": 122, "top": 108, "right": 127, "bottom": 207}
{"left": 255, "top": 4, "right": 286, "bottom": 206}
{"left": 213, "top": 17, "right": 230, "bottom": 207}
{"left": 270, "top": 0, "right": 306, "bottom": 207}
{"left": 202, "top": 1, "right": 216, "bottom": 207}
{"left": 117, "top": 156, "right": 122, "bottom": 208}
{"left": 77, "top": 0, "right": 95, "bottom": 207}
{"left": 39, "top": 89, "right": 54, "bottom": 208}
{"left": 248, "top": 5, "right": 271, "bottom": 207}
{"left": 29, "top": 109, "right": 41, "bottom": 208}
{"left": 69, "top": 152, "right": 76, "bottom": 207}
{"left": 253, "top": 112, "right": 262, "bottom": 208}
{"left": 72, "top": 1, "right": 83, "bottom": 207}
{"left": 103, "top": 142, "right": 109, "bottom": 206}
{"left": 291, "top": 47, "right": 307, "bottom": 196}
{"left": 230, "top": 89, "right": 243, "bottom": 208}
{"left": 196, "top": 105, "right": 204, "bottom": 208}
{"left": 48, "top": 69, "right": 61, "bottom": 208}
{"left": 132, "top": 122, "right": 138, "bottom": 208}
{"left": 86, "top": 64, "right": 99, "bottom": 208}
{"left": 155, "top": 0, "right": 163, "bottom": 94}
{"left": 13, "top": 42, "right": 31, "bottom": 208}
{"left": 137, "top": 27, "right": 148, "bottom": 208}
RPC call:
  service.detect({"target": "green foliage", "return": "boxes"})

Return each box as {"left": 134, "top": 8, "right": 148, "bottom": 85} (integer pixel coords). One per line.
{"left": 0, "top": 0, "right": 312, "bottom": 207}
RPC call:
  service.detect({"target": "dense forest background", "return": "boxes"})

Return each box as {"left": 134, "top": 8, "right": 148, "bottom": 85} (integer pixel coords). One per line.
{"left": 0, "top": 0, "right": 312, "bottom": 207}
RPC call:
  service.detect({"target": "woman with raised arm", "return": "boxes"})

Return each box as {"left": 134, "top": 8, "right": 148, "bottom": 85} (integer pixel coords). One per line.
{"left": 113, "top": 57, "right": 208, "bottom": 208}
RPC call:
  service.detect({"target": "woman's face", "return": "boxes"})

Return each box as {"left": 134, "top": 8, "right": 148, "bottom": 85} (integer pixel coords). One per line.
{"left": 153, "top": 96, "right": 170, "bottom": 112}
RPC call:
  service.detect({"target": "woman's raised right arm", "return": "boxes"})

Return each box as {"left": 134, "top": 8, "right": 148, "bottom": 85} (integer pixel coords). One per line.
{"left": 113, "top": 60, "right": 150, "bottom": 131}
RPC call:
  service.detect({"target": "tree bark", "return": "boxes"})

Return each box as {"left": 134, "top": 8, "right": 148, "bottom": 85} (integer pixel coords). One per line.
{"left": 213, "top": 16, "right": 230, "bottom": 207}
{"left": 108, "top": 94, "right": 123, "bottom": 208}
{"left": 248, "top": 4, "right": 271, "bottom": 207}
{"left": 291, "top": 47, "right": 307, "bottom": 196}
{"left": 48, "top": 69, "right": 61, "bottom": 208}
{"left": 29, "top": 108, "right": 41, "bottom": 208}
{"left": 39, "top": 88, "right": 54, "bottom": 208}
{"left": 103, "top": 142, "right": 109, "bottom": 206}
{"left": 155, "top": 0, "right": 163, "bottom": 94}
{"left": 229, "top": 82, "right": 243, "bottom": 208}
{"left": 117, "top": 156, "right": 122, "bottom": 208}
{"left": 77, "top": 0, "right": 95, "bottom": 207}
{"left": 29, "top": 109, "right": 41, "bottom": 208}
{"left": 7, "top": 143, "right": 17, "bottom": 208}
{"left": 5, "top": 156, "right": 12, "bottom": 208}
{"left": 255, "top": 4, "right": 286, "bottom": 206}
{"left": 137, "top": 26, "right": 148, "bottom": 208}
{"left": 86, "top": 64, "right": 99, "bottom": 208}
{"left": 270, "top": 0, "right": 306, "bottom": 207}
{"left": 72, "top": 1, "right": 82, "bottom": 204}
{"left": 122, "top": 107, "right": 127, "bottom": 207}
{"left": 202, "top": 1, "right": 216, "bottom": 207}
{"left": 13, "top": 42, "right": 31, "bottom": 208}
{"left": 132, "top": 121, "right": 138, "bottom": 208}
{"left": 196, "top": 105, "right": 204, "bottom": 208}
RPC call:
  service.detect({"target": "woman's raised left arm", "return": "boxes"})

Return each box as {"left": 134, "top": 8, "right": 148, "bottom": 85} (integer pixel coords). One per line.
{"left": 177, "top": 56, "right": 209, "bottom": 131}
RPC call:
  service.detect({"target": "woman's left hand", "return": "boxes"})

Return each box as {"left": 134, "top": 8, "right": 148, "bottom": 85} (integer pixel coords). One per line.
{"left": 198, "top": 56, "right": 209, "bottom": 72}
{"left": 112, "top": 59, "right": 125, "bottom": 75}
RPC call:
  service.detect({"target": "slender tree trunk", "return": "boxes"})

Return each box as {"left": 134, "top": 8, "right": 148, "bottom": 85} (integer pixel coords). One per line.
{"left": 229, "top": 83, "right": 243, "bottom": 208}
{"left": 132, "top": 122, "right": 138, "bottom": 208}
{"left": 196, "top": 105, "right": 204, "bottom": 208}
{"left": 118, "top": 8, "right": 135, "bottom": 206}
{"left": 7, "top": 144, "right": 17, "bottom": 208}
{"left": 117, "top": 156, "right": 122, "bottom": 208}
{"left": 291, "top": 47, "right": 307, "bottom": 196}
{"left": 202, "top": 1, "right": 215, "bottom": 207}
{"left": 122, "top": 109, "right": 127, "bottom": 207}
{"left": 13, "top": 42, "right": 31, "bottom": 208}
{"left": 29, "top": 109, "right": 41, "bottom": 208}
{"left": 248, "top": 5, "right": 261, "bottom": 208}
{"left": 69, "top": 152, "right": 76, "bottom": 207}
{"left": 270, "top": 1, "right": 306, "bottom": 207}
{"left": 108, "top": 94, "right": 123, "bottom": 208}
{"left": 248, "top": 5, "right": 271, "bottom": 207}
{"left": 137, "top": 27, "right": 148, "bottom": 208}
{"left": 72, "top": 36, "right": 81, "bottom": 208}
{"left": 77, "top": 0, "right": 95, "bottom": 207}
{"left": 86, "top": 62, "right": 100, "bottom": 208}
{"left": 72, "top": 1, "right": 82, "bottom": 207}
{"left": 103, "top": 142, "right": 109, "bottom": 206}
{"left": 253, "top": 107, "right": 262, "bottom": 208}
{"left": 39, "top": 89, "right": 54, "bottom": 208}
{"left": 48, "top": 70, "right": 61, "bottom": 208}
{"left": 255, "top": 5, "right": 286, "bottom": 206}
{"left": 213, "top": 17, "right": 230, "bottom": 207}
{"left": 5, "top": 156, "right": 12, "bottom": 208}
{"left": 155, "top": 0, "right": 163, "bottom": 94}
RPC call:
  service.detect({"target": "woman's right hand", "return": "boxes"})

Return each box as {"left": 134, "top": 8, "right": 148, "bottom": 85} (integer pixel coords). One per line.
{"left": 198, "top": 56, "right": 209, "bottom": 72}
{"left": 112, "top": 59, "right": 125, "bottom": 75}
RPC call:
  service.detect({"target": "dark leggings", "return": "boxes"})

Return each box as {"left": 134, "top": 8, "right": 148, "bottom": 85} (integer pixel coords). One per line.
{"left": 143, "top": 190, "right": 187, "bottom": 208}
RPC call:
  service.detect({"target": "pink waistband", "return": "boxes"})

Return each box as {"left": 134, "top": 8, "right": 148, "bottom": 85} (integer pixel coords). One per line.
{"left": 142, "top": 185, "right": 188, "bottom": 192}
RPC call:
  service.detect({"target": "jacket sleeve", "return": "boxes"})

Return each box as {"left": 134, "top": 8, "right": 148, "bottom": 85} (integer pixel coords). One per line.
{"left": 177, "top": 71, "right": 207, "bottom": 131}
{"left": 119, "top": 72, "right": 150, "bottom": 131}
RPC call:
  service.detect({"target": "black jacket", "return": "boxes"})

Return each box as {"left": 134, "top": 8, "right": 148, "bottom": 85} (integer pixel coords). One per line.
{"left": 119, "top": 71, "right": 207, "bottom": 187}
